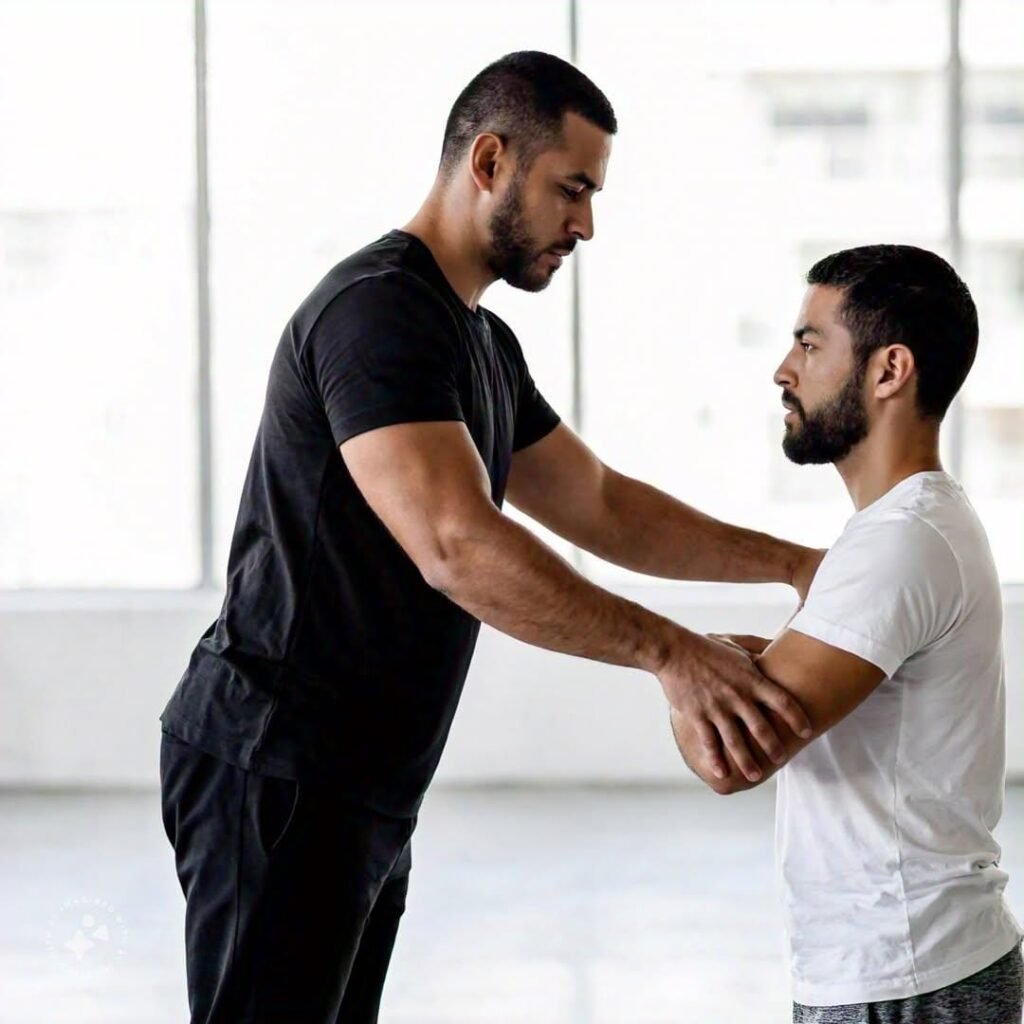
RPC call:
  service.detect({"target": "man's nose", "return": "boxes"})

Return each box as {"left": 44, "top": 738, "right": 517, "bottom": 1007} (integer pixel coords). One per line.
{"left": 774, "top": 357, "right": 795, "bottom": 389}
{"left": 568, "top": 203, "right": 594, "bottom": 243}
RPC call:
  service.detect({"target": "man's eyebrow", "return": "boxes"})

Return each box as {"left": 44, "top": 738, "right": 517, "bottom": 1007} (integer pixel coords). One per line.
{"left": 793, "top": 324, "right": 823, "bottom": 341}
{"left": 567, "top": 172, "right": 601, "bottom": 192}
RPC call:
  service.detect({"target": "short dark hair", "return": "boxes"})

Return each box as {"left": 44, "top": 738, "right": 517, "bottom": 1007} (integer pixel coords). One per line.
{"left": 807, "top": 244, "right": 979, "bottom": 420}
{"left": 439, "top": 51, "right": 617, "bottom": 178}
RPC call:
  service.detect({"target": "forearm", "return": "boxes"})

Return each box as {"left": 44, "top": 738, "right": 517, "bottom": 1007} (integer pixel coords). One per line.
{"left": 584, "top": 469, "right": 807, "bottom": 584}
{"left": 429, "top": 510, "right": 691, "bottom": 674}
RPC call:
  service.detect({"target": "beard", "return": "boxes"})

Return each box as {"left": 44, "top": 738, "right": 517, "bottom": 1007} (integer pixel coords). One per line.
{"left": 485, "top": 175, "right": 560, "bottom": 292}
{"left": 782, "top": 363, "right": 870, "bottom": 465}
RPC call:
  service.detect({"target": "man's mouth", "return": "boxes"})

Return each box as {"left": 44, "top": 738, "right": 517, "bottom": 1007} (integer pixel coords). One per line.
{"left": 539, "top": 244, "right": 576, "bottom": 271}
{"left": 545, "top": 239, "right": 576, "bottom": 258}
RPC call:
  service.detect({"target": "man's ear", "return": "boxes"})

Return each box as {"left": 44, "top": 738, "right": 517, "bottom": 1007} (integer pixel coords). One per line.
{"left": 872, "top": 344, "right": 916, "bottom": 401}
{"left": 468, "top": 132, "right": 505, "bottom": 194}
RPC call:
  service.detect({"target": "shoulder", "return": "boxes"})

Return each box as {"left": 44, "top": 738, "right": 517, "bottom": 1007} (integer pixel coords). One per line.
{"left": 825, "top": 506, "right": 961, "bottom": 592}
{"left": 298, "top": 269, "right": 457, "bottom": 353}
{"left": 326, "top": 269, "right": 453, "bottom": 319}
{"left": 290, "top": 267, "right": 465, "bottom": 390}
{"left": 843, "top": 503, "right": 956, "bottom": 556}
{"left": 293, "top": 234, "right": 457, "bottom": 335}
{"left": 805, "top": 500, "right": 965, "bottom": 642}
{"left": 792, "top": 510, "right": 963, "bottom": 676}
{"left": 835, "top": 474, "right": 969, "bottom": 570}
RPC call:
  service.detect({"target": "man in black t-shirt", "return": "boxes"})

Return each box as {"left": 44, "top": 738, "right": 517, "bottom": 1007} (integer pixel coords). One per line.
{"left": 160, "top": 51, "right": 823, "bottom": 1024}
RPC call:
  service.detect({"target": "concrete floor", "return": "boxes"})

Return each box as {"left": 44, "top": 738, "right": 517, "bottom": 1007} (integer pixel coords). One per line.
{"left": 3, "top": 784, "right": 1023, "bottom": 1024}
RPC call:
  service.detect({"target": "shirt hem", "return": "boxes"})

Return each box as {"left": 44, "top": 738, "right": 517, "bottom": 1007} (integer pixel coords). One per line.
{"left": 160, "top": 712, "right": 265, "bottom": 776}
{"left": 791, "top": 928, "right": 1024, "bottom": 1006}
{"left": 511, "top": 413, "right": 561, "bottom": 453}
{"left": 159, "top": 712, "right": 423, "bottom": 819}
{"left": 330, "top": 406, "right": 466, "bottom": 449}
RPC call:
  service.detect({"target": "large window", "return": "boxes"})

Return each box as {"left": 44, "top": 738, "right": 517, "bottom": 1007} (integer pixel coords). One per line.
{"left": 577, "top": 0, "right": 951, "bottom": 582}
{"left": 961, "top": 0, "right": 1024, "bottom": 580}
{"left": 2, "top": 0, "right": 1020, "bottom": 589}
{"left": 0, "top": 0, "right": 198, "bottom": 587}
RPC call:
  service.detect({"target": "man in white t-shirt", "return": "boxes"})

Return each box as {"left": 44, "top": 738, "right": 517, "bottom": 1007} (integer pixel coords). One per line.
{"left": 671, "top": 244, "right": 1023, "bottom": 1023}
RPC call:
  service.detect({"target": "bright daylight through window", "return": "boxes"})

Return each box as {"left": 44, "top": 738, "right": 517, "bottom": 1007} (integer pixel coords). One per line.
{"left": 1, "top": 0, "right": 1020, "bottom": 588}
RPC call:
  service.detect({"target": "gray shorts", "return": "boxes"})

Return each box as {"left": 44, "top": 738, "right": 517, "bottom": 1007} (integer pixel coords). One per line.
{"left": 793, "top": 942, "right": 1023, "bottom": 1024}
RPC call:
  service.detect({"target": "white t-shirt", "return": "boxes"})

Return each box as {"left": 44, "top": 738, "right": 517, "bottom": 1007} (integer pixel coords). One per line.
{"left": 779, "top": 470, "right": 1022, "bottom": 1006}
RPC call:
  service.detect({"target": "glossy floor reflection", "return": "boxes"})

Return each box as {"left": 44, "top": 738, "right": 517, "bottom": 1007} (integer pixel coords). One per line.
{"left": 3, "top": 785, "right": 1023, "bottom": 1024}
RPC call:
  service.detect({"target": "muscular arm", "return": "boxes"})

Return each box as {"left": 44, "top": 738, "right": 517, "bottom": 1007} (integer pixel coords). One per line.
{"left": 342, "top": 421, "right": 676, "bottom": 671}
{"left": 341, "top": 420, "right": 812, "bottom": 776}
{"left": 506, "top": 423, "right": 821, "bottom": 592}
{"left": 670, "top": 629, "right": 885, "bottom": 794}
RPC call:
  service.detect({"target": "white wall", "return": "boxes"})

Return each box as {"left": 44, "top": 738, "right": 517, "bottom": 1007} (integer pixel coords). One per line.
{"left": 1, "top": 585, "right": 1022, "bottom": 787}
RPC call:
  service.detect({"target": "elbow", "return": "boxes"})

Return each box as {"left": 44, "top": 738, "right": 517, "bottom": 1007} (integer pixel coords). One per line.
{"left": 419, "top": 503, "right": 506, "bottom": 595}
{"left": 419, "top": 544, "right": 465, "bottom": 596}
{"left": 417, "top": 519, "right": 485, "bottom": 596}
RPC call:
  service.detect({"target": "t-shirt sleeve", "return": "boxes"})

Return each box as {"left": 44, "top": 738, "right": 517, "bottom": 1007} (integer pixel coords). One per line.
{"left": 512, "top": 368, "right": 561, "bottom": 452}
{"left": 302, "top": 273, "right": 465, "bottom": 447}
{"left": 788, "top": 512, "right": 963, "bottom": 678}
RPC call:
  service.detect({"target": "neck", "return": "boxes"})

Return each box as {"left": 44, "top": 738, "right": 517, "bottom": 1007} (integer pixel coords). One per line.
{"left": 401, "top": 185, "right": 496, "bottom": 310}
{"left": 835, "top": 419, "right": 943, "bottom": 511}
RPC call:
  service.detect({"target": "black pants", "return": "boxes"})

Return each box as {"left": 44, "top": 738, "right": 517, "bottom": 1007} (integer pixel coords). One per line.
{"left": 160, "top": 732, "right": 415, "bottom": 1024}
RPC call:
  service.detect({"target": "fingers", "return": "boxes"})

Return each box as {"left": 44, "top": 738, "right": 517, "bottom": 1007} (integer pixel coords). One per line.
{"left": 662, "top": 635, "right": 809, "bottom": 786}
{"left": 708, "top": 633, "right": 771, "bottom": 656}
{"left": 735, "top": 703, "right": 787, "bottom": 765}
{"left": 714, "top": 715, "right": 762, "bottom": 782}
{"left": 755, "top": 678, "right": 813, "bottom": 740}
{"left": 693, "top": 717, "right": 727, "bottom": 780}
{"left": 729, "top": 634, "right": 771, "bottom": 655}
{"left": 707, "top": 633, "right": 751, "bottom": 657}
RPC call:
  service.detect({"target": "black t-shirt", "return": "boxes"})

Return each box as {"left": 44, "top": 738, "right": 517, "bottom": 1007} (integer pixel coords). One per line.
{"left": 160, "top": 230, "right": 560, "bottom": 817}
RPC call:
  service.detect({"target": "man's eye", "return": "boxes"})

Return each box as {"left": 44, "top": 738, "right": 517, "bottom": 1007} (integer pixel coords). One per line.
{"left": 800, "top": 342, "right": 814, "bottom": 353}
{"left": 561, "top": 186, "right": 581, "bottom": 200}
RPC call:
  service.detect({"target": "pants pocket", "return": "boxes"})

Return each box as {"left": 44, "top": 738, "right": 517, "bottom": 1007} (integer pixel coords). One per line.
{"left": 255, "top": 774, "right": 301, "bottom": 857}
